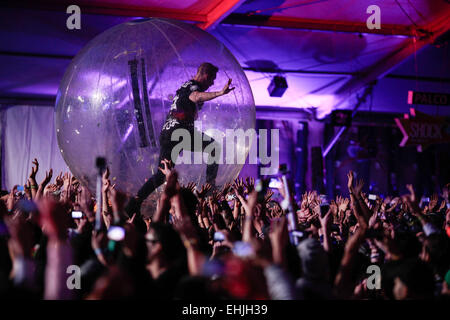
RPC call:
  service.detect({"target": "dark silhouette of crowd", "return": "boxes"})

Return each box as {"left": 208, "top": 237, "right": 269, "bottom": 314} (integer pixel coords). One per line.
{"left": 0, "top": 158, "right": 449, "bottom": 300}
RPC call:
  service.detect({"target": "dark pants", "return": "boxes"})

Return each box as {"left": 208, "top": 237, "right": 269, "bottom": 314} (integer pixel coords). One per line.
{"left": 135, "top": 125, "right": 219, "bottom": 203}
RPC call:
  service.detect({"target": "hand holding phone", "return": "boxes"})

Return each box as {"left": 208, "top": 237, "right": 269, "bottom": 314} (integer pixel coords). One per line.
{"left": 213, "top": 231, "right": 225, "bottom": 242}
{"left": 226, "top": 194, "right": 236, "bottom": 201}
{"left": 107, "top": 226, "right": 125, "bottom": 241}
{"left": 71, "top": 211, "right": 83, "bottom": 219}
{"left": 232, "top": 241, "right": 254, "bottom": 258}
{"left": 269, "top": 178, "right": 282, "bottom": 189}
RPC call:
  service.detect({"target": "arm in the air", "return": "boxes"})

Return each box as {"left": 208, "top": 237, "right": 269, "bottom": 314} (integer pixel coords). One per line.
{"left": 189, "top": 78, "right": 234, "bottom": 103}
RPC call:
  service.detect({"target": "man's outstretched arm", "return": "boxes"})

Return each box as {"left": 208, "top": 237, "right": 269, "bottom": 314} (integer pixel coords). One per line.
{"left": 189, "top": 79, "right": 234, "bottom": 103}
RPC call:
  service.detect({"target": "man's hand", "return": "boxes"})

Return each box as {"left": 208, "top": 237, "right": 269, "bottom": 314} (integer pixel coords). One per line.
{"left": 6, "top": 185, "right": 18, "bottom": 212}
{"left": 406, "top": 184, "right": 416, "bottom": 203}
{"left": 55, "top": 172, "right": 63, "bottom": 188}
{"left": 319, "top": 208, "right": 332, "bottom": 230}
{"left": 158, "top": 159, "right": 174, "bottom": 178}
{"left": 232, "top": 178, "right": 245, "bottom": 197}
{"left": 110, "top": 187, "right": 127, "bottom": 218}
{"left": 62, "top": 172, "right": 71, "bottom": 189}
{"left": 347, "top": 171, "right": 354, "bottom": 193}
{"left": 429, "top": 193, "right": 438, "bottom": 212}
{"left": 79, "top": 185, "right": 94, "bottom": 221}
{"left": 164, "top": 169, "right": 180, "bottom": 198}
{"left": 218, "top": 182, "right": 232, "bottom": 200}
{"left": 29, "top": 158, "right": 39, "bottom": 181}
{"left": 41, "top": 169, "right": 53, "bottom": 188}
{"left": 244, "top": 177, "right": 255, "bottom": 194}
{"left": 220, "top": 78, "right": 234, "bottom": 95}
{"left": 183, "top": 182, "right": 196, "bottom": 193}
{"left": 197, "top": 183, "right": 212, "bottom": 200}
{"left": 337, "top": 196, "right": 350, "bottom": 213}
{"left": 353, "top": 179, "right": 364, "bottom": 195}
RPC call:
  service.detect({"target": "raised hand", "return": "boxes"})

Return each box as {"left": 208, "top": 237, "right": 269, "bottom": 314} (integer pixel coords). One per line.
{"left": 196, "top": 183, "right": 212, "bottom": 200}
{"left": 438, "top": 200, "right": 446, "bottom": 212}
{"left": 429, "top": 193, "right": 438, "bottom": 212}
{"left": 29, "top": 158, "right": 39, "bottom": 181}
{"left": 401, "top": 194, "right": 422, "bottom": 218}
{"left": 41, "top": 169, "right": 53, "bottom": 187}
{"left": 158, "top": 159, "right": 174, "bottom": 178}
{"left": 164, "top": 169, "right": 180, "bottom": 198}
{"left": 353, "top": 179, "right": 364, "bottom": 195}
{"left": 211, "top": 190, "right": 220, "bottom": 204}
{"left": 6, "top": 185, "right": 18, "bottom": 212}
{"left": 64, "top": 173, "right": 72, "bottom": 186}
{"left": 79, "top": 185, "right": 94, "bottom": 220}
{"left": 319, "top": 207, "right": 332, "bottom": 230}
{"left": 232, "top": 178, "right": 245, "bottom": 197}
{"left": 109, "top": 186, "right": 127, "bottom": 219}
{"left": 44, "top": 184, "right": 58, "bottom": 197}
{"left": 244, "top": 177, "right": 255, "bottom": 194}
{"left": 264, "top": 189, "right": 274, "bottom": 204}
{"left": 337, "top": 196, "right": 349, "bottom": 213}
{"left": 61, "top": 172, "right": 72, "bottom": 201}
{"left": 406, "top": 184, "right": 416, "bottom": 203}
{"left": 24, "top": 181, "right": 32, "bottom": 200}
{"left": 329, "top": 200, "right": 339, "bottom": 223}
{"left": 221, "top": 78, "right": 235, "bottom": 95}
{"left": 55, "top": 172, "right": 63, "bottom": 188}
{"left": 218, "top": 182, "right": 232, "bottom": 200}
{"left": 183, "top": 182, "right": 196, "bottom": 193}
{"left": 347, "top": 171, "right": 355, "bottom": 193}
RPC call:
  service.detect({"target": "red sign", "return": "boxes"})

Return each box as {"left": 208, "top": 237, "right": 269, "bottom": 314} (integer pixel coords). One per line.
{"left": 395, "top": 108, "right": 450, "bottom": 147}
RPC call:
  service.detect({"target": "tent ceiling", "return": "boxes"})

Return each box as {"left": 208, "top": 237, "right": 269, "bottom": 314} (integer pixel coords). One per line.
{"left": 1, "top": 0, "right": 449, "bottom": 116}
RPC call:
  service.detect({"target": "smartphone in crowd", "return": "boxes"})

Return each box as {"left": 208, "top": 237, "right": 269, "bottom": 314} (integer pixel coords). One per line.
{"left": 268, "top": 178, "right": 282, "bottom": 189}
{"left": 71, "top": 211, "right": 83, "bottom": 219}
{"left": 291, "top": 230, "right": 305, "bottom": 239}
{"left": 368, "top": 194, "right": 377, "bottom": 201}
{"left": 421, "top": 197, "right": 430, "bottom": 207}
{"left": 107, "top": 226, "right": 125, "bottom": 241}
{"left": 226, "top": 194, "right": 236, "bottom": 201}
{"left": 15, "top": 185, "right": 25, "bottom": 197}
{"left": 232, "top": 241, "right": 254, "bottom": 258}
{"left": 213, "top": 231, "right": 225, "bottom": 242}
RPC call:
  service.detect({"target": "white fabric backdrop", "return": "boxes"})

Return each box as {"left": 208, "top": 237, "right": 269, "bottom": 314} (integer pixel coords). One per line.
{"left": 2, "top": 105, "right": 69, "bottom": 191}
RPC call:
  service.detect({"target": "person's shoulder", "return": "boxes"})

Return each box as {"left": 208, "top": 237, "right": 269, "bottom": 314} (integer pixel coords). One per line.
{"left": 179, "top": 80, "right": 199, "bottom": 91}
{"left": 189, "top": 80, "right": 200, "bottom": 92}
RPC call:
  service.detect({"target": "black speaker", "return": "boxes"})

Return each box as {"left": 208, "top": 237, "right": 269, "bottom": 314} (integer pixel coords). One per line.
{"left": 268, "top": 76, "right": 288, "bottom": 97}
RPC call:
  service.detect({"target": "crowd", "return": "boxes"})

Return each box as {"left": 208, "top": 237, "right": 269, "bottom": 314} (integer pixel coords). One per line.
{"left": 0, "top": 158, "right": 449, "bottom": 300}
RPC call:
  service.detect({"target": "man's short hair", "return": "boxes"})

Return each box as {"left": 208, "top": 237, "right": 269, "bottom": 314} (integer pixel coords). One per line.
{"left": 197, "top": 62, "right": 218, "bottom": 76}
